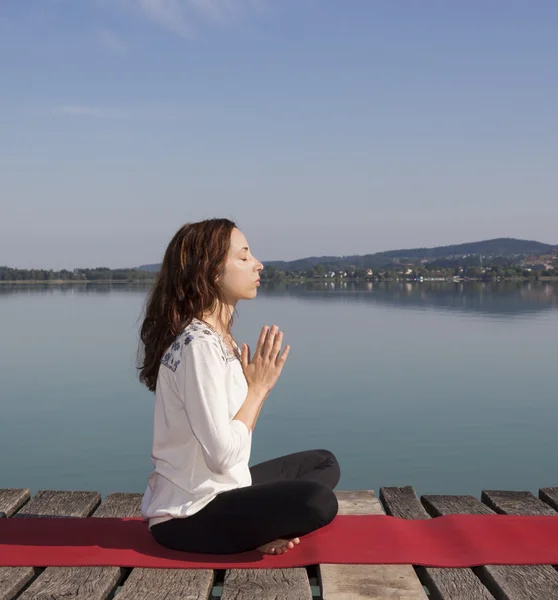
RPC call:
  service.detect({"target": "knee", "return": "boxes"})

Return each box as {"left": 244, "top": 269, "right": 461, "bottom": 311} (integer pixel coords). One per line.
{"left": 315, "top": 448, "right": 337, "bottom": 464}
{"left": 315, "top": 449, "right": 341, "bottom": 485}
{"left": 300, "top": 481, "right": 339, "bottom": 526}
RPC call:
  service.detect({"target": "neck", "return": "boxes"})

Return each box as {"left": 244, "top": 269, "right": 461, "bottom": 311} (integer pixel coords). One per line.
{"left": 201, "top": 301, "right": 235, "bottom": 337}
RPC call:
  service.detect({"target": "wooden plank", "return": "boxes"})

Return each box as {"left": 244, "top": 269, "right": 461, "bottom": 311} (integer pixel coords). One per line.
{"left": 119, "top": 567, "right": 214, "bottom": 600}
{"left": 0, "top": 488, "right": 30, "bottom": 518}
{"left": 12, "top": 490, "right": 101, "bottom": 518}
{"left": 11, "top": 491, "right": 214, "bottom": 600}
{"left": 422, "top": 495, "right": 493, "bottom": 517}
{"left": 11, "top": 490, "right": 124, "bottom": 600}
{"left": 219, "top": 528, "right": 312, "bottom": 600}
{"left": 423, "top": 493, "right": 558, "bottom": 600}
{"left": 2, "top": 490, "right": 102, "bottom": 600}
{"left": 481, "top": 490, "right": 557, "bottom": 516}
{"left": 221, "top": 568, "right": 313, "bottom": 600}
{"left": 0, "top": 489, "right": 37, "bottom": 600}
{"left": 101, "top": 493, "right": 214, "bottom": 600}
{"left": 380, "top": 486, "right": 495, "bottom": 600}
{"left": 0, "top": 566, "right": 38, "bottom": 600}
{"left": 539, "top": 487, "right": 558, "bottom": 511}
{"left": 320, "top": 490, "right": 427, "bottom": 600}
{"left": 89, "top": 492, "right": 143, "bottom": 519}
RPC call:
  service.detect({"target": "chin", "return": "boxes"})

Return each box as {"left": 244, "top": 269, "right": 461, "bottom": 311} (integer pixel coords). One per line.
{"left": 236, "top": 290, "right": 256, "bottom": 301}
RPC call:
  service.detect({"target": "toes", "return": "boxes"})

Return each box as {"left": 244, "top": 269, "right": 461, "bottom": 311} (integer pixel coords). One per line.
{"left": 265, "top": 539, "right": 300, "bottom": 555}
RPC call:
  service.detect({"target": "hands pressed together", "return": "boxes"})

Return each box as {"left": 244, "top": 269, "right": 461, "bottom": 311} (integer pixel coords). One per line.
{"left": 240, "top": 325, "right": 297, "bottom": 555}
{"left": 240, "top": 325, "right": 290, "bottom": 395}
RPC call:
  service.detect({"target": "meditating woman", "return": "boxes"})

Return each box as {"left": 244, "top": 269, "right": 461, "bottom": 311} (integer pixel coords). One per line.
{"left": 138, "top": 218, "right": 340, "bottom": 555}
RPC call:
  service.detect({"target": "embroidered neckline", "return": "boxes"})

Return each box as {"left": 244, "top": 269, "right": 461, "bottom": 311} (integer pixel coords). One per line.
{"left": 191, "top": 318, "right": 240, "bottom": 360}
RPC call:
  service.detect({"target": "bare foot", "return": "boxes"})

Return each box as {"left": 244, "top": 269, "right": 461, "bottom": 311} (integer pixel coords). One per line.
{"left": 257, "top": 537, "right": 300, "bottom": 555}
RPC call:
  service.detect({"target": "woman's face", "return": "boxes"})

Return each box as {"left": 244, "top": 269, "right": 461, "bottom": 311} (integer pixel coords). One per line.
{"left": 219, "top": 228, "right": 264, "bottom": 301}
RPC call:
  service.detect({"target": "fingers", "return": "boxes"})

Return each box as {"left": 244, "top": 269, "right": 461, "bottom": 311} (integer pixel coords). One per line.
{"left": 263, "top": 325, "right": 276, "bottom": 358}
{"left": 262, "top": 325, "right": 278, "bottom": 359}
{"left": 255, "top": 326, "right": 269, "bottom": 357}
{"left": 271, "top": 330, "right": 283, "bottom": 361}
{"left": 277, "top": 344, "right": 290, "bottom": 365}
{"left": 254, "top": 325, "right": 290, "bottom": 363}
{"left": 241, "top": 343, "right": 250, "bottom": 369}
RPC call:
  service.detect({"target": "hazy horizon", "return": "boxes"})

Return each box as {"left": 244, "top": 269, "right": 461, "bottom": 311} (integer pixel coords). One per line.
{"left": 1, "top": 235, "right": 556, "bottom": 272}
{"left": 2, "top": 1, "right": 557, "bottom": 270}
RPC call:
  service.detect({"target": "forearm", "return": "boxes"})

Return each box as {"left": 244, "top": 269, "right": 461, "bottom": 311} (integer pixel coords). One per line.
{"left": 233, "top": 385, "right": 268, "bottom": 432}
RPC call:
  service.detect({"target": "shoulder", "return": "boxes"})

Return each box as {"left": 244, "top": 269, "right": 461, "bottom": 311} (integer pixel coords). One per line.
{"left": 160, "top": 321, "right": 225, "bottom": 373}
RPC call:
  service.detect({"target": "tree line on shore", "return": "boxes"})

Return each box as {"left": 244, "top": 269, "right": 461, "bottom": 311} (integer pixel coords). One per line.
{"left": 261, "top": 263, "right": 554, "bottom": 281}
{"left": 1, "top": 262, "right": 555, "bottom": 282}
{"left": 0, "top": 267, "right": 154, "bottom": 282}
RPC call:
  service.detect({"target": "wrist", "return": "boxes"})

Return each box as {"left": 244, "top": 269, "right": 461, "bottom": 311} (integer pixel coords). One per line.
{"left": 248, "top": 383, "right": 269, "bottom": 400}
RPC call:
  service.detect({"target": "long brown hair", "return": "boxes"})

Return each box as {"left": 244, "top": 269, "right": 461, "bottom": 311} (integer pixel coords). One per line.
{"left": 138, "top": 218, "right": 237, "bottom": 392}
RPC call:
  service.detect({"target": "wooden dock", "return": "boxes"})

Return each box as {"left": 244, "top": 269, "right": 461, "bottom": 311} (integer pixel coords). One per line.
{"left": 1, "top": 485, "right": 558, "bottom": 600}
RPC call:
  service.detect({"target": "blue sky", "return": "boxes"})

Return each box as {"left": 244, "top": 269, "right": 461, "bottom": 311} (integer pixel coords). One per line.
{"left": 1, "top": 1, "right": 557, "bottom": 269}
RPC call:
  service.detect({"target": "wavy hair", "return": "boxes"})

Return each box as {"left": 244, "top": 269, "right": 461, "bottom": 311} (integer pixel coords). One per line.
{"left": 138, "top": 218, "right": 237, "bottom": 392}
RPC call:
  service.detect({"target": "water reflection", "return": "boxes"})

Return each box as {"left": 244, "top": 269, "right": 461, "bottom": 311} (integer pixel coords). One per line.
{"left": 1, "top": 280, "right": 556, "bottom": 317}
{"left": 261, "top": 280, "right": 558, "bottom": 317}
{"left": 0, "top": 282, "right": 150, "bottom": 296}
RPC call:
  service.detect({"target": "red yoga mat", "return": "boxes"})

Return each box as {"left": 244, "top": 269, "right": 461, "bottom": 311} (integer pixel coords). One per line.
{"left": 2, "top": 515, "right": 558, "bottom": 569}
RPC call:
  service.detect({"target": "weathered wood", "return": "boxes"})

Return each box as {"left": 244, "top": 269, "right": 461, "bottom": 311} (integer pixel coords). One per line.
{"left": 2, "top": 490, "right": 102, "bottom": 600}
{"left": 380, "top": 486, "right": 495, "bottom": 600}
{"left": 539, "top": 487, "right": 558, "bottom": 512}
{"left": 422, "top": 495, "right": 493, "bottom": 517}
{"left": 12, "top": 490, "right": 101, "bottom": 518}
{"left": 0, "top": 488, "right": 30, "bottom": 518}
{"left": 3, "top": 486, "right": 558, "bottom": 600}
{"left": 89, "top": 492, "right": 143, "bottom": 518}
{"left": 0, "top": 489, "right": 37, "bottom": 600}
{"left": 379, "top": 487, "right": 431, "bottom": 521}
{"left": 219, "top": 527, "right": 312, "bottom": 600}
{"left": 101, "top": 493, "right": 214, "bottom": 600}
{"left": 118, "top": 568, "right": 215, "bottom": 600}
{"left": 481, "top": 490, "right": 557, "bottom": 516}
{"left": 10, "top": 490, "right": 124, "bottom": 600}
{"left": 423, "top": 493, "right": 558, "bottom": 600}
{"left": 0, "top": 567, "right": 39, "bottom": 600}
{"left": 320, "top": 490, "right": 427, "bottom": 600}
{"left": 222, "top": 568, "right": 312, "bottom": 600}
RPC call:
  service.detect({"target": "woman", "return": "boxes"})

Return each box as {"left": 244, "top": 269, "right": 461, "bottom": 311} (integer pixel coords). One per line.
{"left": 138, "top": 218, "right": 340, "bottom": 555}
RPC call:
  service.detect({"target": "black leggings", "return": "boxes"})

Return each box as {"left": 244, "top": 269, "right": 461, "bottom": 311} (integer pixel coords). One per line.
{"left": 150, "top": 448, "right": 341, "bottom": 554}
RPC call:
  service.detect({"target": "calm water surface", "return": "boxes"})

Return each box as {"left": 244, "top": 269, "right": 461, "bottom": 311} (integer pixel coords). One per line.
{"left": 1, "top": 281, "right": 557, "bottom": 500}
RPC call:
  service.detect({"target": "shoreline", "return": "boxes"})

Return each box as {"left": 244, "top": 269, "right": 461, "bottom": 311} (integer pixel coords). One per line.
{"left": 1, "top": 276, "right": 557, "bottom": 285}
{"left": 0, "top": 279, "right": 153, "bottom": 285}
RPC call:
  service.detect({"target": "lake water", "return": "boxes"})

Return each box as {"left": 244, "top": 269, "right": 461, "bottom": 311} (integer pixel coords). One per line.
{"left": 1, "top": 281, "right": 557, "bottom": 502}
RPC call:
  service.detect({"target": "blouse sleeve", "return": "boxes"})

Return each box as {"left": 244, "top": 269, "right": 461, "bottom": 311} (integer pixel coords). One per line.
{"left": 178, "top": 338, "right": 251, "bottom": 475}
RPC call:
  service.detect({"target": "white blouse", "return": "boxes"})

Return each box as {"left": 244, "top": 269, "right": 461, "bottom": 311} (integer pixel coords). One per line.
{"left": 140, "top": 318, "right": 252, "bottom": 529}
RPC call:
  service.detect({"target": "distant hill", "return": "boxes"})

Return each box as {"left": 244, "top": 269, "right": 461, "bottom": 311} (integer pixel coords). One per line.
{"left": 136, "top": 263, "right": 161, "bottom": 272}
{"left": 135, "top": 237, "right": 556, "bottom": 272}
{"left": 380, "top": 238, "right": 554, "bottom": 260}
